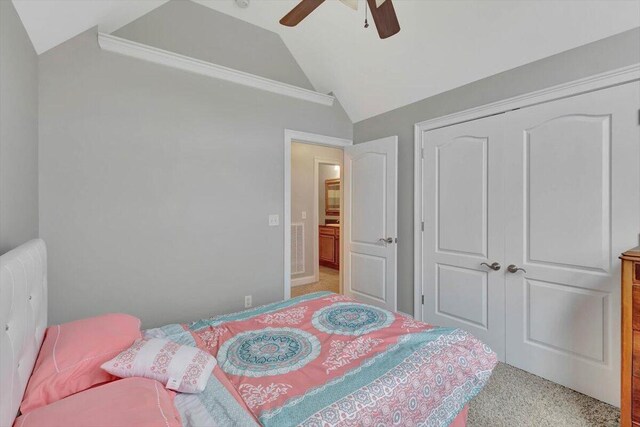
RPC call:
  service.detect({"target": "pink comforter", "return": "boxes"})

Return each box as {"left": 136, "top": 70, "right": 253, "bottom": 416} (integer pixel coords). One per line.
{"left": 148, "top": 292, "right": 497, "bottom": 426}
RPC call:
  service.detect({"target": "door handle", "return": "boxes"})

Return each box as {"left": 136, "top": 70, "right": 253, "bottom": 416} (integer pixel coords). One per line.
{"left": 507, "top": 264, "right": 527, "bottom": 274}
{"left": 480, "top": 262, "right": 501, "bottom": 271}
{"left": 378, "top": 237, "right": 393, "bottom": 244}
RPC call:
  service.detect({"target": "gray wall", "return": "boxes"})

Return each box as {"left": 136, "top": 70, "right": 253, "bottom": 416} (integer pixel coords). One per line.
{"left": 39, "top": 1, "right": 352, "bottom": 328}
{"left": 0, "top": 0, "right": 39, "bottom": 255}
{"left": 354, "top": 27, "right": 640, "bottom": 315}
{"left": 114, "top": 0, "right": 314, "bottom": 91}
{"left": 291, "top": 142, "right": 342, "bottom": 280}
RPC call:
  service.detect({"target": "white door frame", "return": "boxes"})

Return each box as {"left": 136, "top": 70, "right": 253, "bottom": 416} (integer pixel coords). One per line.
{"left": 284, "top": 129, "right": 352, "bottom": 300}
{"left": 413, "top": 63, "right": 640, "bottom": 321}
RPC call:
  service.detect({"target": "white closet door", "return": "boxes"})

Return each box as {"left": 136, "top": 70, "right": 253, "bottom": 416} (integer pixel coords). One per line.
{"left": 503, "top": 82, "right": 640, "bottom": 406}
{"left": 421, "top": 114, "right": 506, "bottom": 359}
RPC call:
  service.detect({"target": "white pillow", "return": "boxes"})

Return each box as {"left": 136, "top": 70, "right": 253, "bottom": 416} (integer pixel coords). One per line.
{"left": 101, "top": 338, "right": 216, "bottom": 393}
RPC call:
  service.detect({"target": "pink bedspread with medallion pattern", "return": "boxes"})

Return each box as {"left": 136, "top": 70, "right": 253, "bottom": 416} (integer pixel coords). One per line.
{"left": 147, "top": 292, "right": 497, "bottom": 427}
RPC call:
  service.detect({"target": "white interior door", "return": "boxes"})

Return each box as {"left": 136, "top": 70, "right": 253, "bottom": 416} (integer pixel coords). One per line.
{"left": 344, "top": 136, "right": 397, "bottom": 311}
{"left": 421, "top": 114, "right": 506, "bottom": 360}
{"left": 503, "top": 82, "right": 640, "bottom": 406}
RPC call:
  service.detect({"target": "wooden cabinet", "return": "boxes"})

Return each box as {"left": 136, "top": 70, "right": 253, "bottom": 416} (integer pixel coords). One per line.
{"left": 319, "top": 225, "right": 339, "bottom": 270}
{"left": 622, "top": 246, "right": 640, "bottom": 427}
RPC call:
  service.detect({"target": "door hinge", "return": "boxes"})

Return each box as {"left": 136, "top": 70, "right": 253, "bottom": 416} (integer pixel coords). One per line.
{"left": 421, "top": 295, "right": 424, "bottom": 305}
{"left": 421, "top": 221, "right": 424, "bottom": 231}
{"left": 421, "top": 148, "right": 424, "bottom": 159}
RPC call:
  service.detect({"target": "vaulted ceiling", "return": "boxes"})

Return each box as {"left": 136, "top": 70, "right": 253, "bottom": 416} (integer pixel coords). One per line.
{"left": 12, "top": 0, "right": 640, "bottom": 122}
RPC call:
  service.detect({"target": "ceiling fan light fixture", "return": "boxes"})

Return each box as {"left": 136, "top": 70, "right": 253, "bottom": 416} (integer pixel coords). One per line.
{"left": 338, "top": 0, "right": 387, "bottom": 11}
{"left": 234, "top": 0, "right": 250, "bottom": 8}
{"left": 339, "top": 0, "right": 358, "bottom": 11}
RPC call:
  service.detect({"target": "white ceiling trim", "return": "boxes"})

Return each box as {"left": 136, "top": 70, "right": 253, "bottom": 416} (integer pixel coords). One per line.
{"left": 97, "top": 33, "right": 335, "bottom": 106}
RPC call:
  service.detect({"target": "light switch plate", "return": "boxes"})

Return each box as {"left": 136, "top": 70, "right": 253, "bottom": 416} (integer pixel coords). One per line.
{"left": 268, "top": 214, "right": 279, "bottom": 226}
{"left": 301, "top": 211, "right": 307, "bottom": 220}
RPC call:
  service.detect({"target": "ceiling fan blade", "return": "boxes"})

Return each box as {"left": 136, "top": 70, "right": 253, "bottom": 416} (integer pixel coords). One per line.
{"left": 280, "top": 0, "right": 326, "bottom": 27}
{"left": 366, "top": 0, "right": 400, "bottom": 39}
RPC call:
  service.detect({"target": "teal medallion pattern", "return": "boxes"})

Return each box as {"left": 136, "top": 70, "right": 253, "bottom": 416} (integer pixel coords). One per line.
{"left": 218, "top": 327, "right": 320, "bottom": 378}
{"left": 312, "top": 302, "right": 394, "bottom": 336}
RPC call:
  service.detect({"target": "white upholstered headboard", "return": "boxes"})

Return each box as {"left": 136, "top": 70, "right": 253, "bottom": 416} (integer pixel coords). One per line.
{"left": 0, "top": 239, "right": 47, "bottom": 427}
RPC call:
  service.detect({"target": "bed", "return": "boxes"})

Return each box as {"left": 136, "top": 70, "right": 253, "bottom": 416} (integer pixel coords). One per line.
{"left": 146, "top": 293, "right": 497, "bottom": 426}
{"left": 1, "top": 239, "right": 497, "bottom": 427}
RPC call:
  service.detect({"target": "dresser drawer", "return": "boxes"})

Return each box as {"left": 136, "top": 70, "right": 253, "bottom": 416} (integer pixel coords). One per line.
{"left": 635, "top": 262, "right": 640, "bottom": 284}
{"left": 634, "top": 331, "right": 640, "bottom": 378}
{"left": 634, "top": 377, "right": 640, "bottom": 423}
{"left": 634, "top": 286, "right": 640, "bottom": 331}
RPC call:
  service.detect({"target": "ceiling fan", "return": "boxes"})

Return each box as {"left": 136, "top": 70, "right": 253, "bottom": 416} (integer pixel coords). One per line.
{"left": 280, "top": 0, "right": 400, "bottom": 39}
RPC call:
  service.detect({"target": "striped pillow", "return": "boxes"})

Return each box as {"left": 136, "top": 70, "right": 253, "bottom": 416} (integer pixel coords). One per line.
{"left": 101, "top": 338, "right": 216, "bottom": 393}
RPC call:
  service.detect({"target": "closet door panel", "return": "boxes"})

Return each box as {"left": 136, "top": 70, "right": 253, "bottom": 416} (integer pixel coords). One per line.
{"left": 504, "top": 82, "right": 640, "bottom": 406}
{"left": 421, "top": 114, "right": 506, "bottom": 359}
{"left": 525, "top": 115, "right": 610, "bottom": 271}
{"left": 437, "top": 136, "right": 487, "bottom": 257}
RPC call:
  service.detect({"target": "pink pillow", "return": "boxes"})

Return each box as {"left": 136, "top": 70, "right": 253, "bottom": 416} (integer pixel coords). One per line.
{"left": 20, "top": 313, "right": 141, "bottom": 413}
{"left": 14, "top": 377, "right": 181, "bottom": 427}
{"left": 101, "top": 338, "right": 216, "bottom": 393}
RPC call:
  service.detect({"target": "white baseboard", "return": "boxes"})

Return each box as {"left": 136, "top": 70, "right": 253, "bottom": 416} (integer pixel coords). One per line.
{"left": 291, "top": 275, "right": 317, "bottom": 287}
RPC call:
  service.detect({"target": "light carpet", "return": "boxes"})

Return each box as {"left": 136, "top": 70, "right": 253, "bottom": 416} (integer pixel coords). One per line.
{"left": 468, "top": 362, "right": 619, "bottom": 426}
{"left": 291, "top": 266, "right": 340, "bottom": 297}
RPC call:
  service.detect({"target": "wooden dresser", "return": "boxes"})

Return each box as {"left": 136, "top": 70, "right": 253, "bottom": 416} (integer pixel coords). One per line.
{"left": 622, "top": 245, "right": 640, "bottom": 427}
{"left": 319, "top": 225, "right": 339, "bottom": 270}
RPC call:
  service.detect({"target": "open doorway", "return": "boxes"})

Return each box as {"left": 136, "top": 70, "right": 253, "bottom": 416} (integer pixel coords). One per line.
{"left": 290, "top": 142, "right": 343, "bottom": 297}
{"left": 285, "top": 131, "right": 398, "bottom": 310}
{"left": 284, "top": 130, "right": 352, "bottom": 300}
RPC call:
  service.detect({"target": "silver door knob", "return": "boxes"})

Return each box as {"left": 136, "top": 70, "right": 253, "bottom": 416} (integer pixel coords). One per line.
{"left": 507, "top": 264, "right": 527, "bottom": 274}
{"left": 480, "top": 262, "right": 501, "bottom": 271}
{"left": 378, "top": 237, "right": 393, "bottom": 244}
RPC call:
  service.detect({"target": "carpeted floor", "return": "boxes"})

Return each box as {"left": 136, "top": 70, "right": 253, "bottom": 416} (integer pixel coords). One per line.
{"left": 468, "top": 363, "right": 619, "bottom": 426}
{"left": 291, "top": 266, "right": 340, "bottom": 297}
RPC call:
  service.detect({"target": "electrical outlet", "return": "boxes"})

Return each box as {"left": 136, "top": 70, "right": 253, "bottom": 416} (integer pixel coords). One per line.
{"left": 301, "top": 211, "right": 307, "bottom": 220}
{"left": 244, "top": 295, "right": 252, "bottom": 308}
{"left": 268, "top": 214, "right": 279, "bottom": 226}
